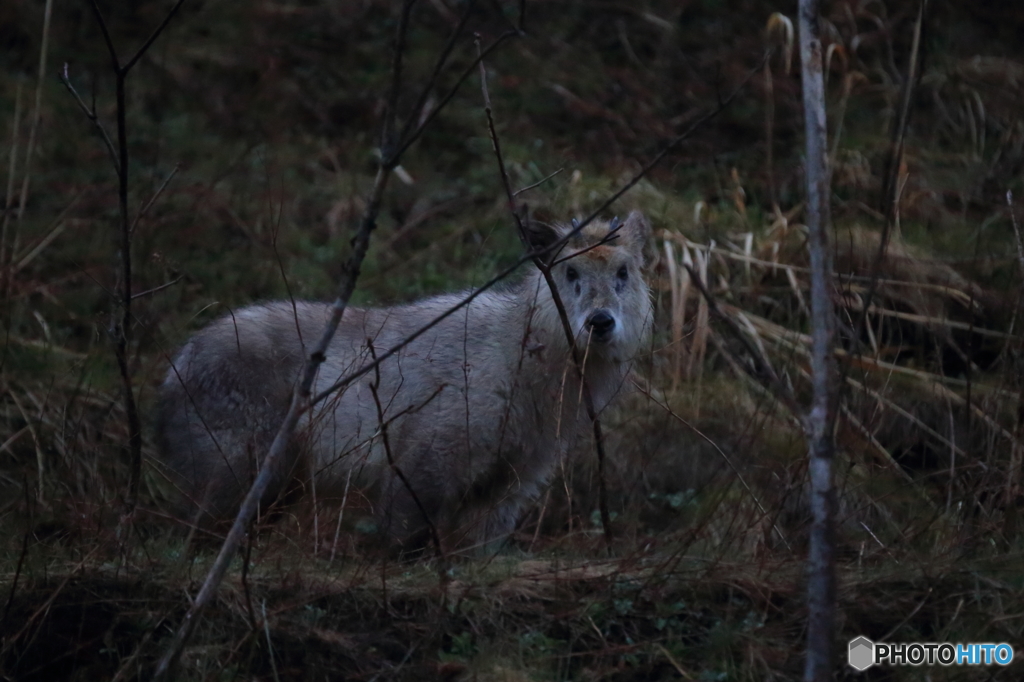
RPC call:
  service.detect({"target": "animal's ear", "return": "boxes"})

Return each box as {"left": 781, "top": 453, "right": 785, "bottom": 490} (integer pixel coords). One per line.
{"left": 620, "top": 211, "right": 651, "bottom": 253}
{"left": 524, "top": 220, "right": 561, "bottom": 258}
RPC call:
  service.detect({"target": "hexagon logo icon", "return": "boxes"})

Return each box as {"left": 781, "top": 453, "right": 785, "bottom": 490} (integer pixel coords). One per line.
{"left": 848, "top": 636, "right": 875, "bottom": 671}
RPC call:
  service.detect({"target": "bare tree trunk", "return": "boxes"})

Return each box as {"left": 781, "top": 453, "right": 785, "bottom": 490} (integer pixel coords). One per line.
{"left": 797, "top": 0, "right": 837, "bottom": 680}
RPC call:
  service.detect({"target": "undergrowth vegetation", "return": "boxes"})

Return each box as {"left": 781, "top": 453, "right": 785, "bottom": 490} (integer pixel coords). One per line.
{"left": 1, "top": 0, "right": 1024, "bottom": 679}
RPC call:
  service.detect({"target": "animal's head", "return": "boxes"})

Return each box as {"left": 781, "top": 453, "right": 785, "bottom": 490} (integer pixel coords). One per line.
{"left": 528, "top": 210, "right": 653, "bottom": 362}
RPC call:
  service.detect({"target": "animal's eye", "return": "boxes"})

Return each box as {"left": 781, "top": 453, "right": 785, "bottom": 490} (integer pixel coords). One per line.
{"left": 566, "top": 266, "right": 579, "bottom": 282}
{"left": 616, "top": 266, "right": 629, "bottom": 281}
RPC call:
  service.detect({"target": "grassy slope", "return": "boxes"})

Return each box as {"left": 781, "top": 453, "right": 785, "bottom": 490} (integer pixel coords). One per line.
{"left": 2, "top": 0, "right": 1024, "bottom": 679}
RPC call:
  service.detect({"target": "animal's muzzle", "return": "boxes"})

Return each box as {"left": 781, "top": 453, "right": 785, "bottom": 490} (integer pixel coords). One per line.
{"left": 586, "top": 309, "right": 616, "bottom": 342}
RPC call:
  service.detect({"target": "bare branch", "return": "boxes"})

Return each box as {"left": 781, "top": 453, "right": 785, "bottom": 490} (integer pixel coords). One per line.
{"left": 0, "top": 79, "right": 23, "bottom": 290}
{"left": 122, "top": 0, "right": 187, "bottom": 74}
{"left": 58, "top": 66, "right": 119, "bottom": 176}
{"left": 367, "top": 342, "right": 445, "bottom": 559}
{"left": 381, "top": 0, "right": 417, "bottom": 159}
{"left": 0, "top": 481, "right": 31, "bottom": 629}
{"left": 389, "top": 30, "right": 516, "bottom": 163}
{"left": 1010, "top": 191, "right": 1024, "bottom": 277}
{"left": 131, "top": 276, "right": 183, "bottom": 300}
{"left": 474, "top": 34, "right": 615, "bottom": 542}
{"left": 130, "top": 163, "right": 180, "bottom": 237}
{"left": 85, "top": 0, "right": 121, "bottom": 72}
{"left": 798, "top": 0, "right": 838, "bottom": 678}
{"left": 395, "top": 0, "right": 477, "bottom": 150}
{"left": 841, "top": 0, "right": 926, "bottom": 387}
{"left": 9, "top": 0, "right": 54, "bottom": 270}
{"left": 513, "top": 167, "right": 563, "bottom": 197}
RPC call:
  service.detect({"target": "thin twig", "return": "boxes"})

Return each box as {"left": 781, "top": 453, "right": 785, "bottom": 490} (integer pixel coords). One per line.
{"left": 1, "top": 78, "right": 24, "bottom": 290}
{"left": 880, "top": 588, "right": 933, "bottom": 641}
{"left": 395, "top": 0, "right": 476, "bottom": 149}
{"left": 262, "top": 600, "right": 281, "bottom": 682}
{"left": 59, "top": 66, "right": 120, "bottom": 176}
{"left": 0, "top": 481, "right": 31, "bottom": 629}
{"left": 8, "top": 385, "right": 45, "bottom": 502}
{"left": 328, "top": 469, "right": 352, "bottom": 566}
{"left": 312, "top": 382, "right": 449, "bottom": 483}
{"left": 122, "top": 0, "right": 188, "bottom": 74}
{"left": 476, "top": 33, "right": 615, "bottom": 541}
{"left": 389, "top": 30, "right": 516, "bottom": 163}
{"left": 130, "top": 163, "right": 180, "bottom": 236}
{"left": 108, "top": 625, "right": 156, "bottom": 682}
{"left": 763, "top": 46, "right": 778, "bottom": 212}
{"left": 513, "top": 167, "right": 564, "bottom": 197}
{"left": 131, "top": 276, "right": 183, "bottom": 300}
{"left": 85, "top": 0, "right": 120, "bottom": 71}
{"left": 367, "top": 342, "right": 445, "bottom": 559}
{"left": 1010, "top": 191, "right": 1024, "bottom": 277}
{"left": 12, "top": 191, "right": 83, "bottom": 274}
{"left": 381, "top": 0, "right": 417, "bottom": 159}
{"left": 12, "top": 0, "right": 54, "bottom": 259}
{"left": 840, "top": 0, "right": 927, "bottom": 402}
{"left": 241, "top": 528, "right": 257, "bottom": 630}
{"left": 74, "top": 0, "right": 187, "bottom": 521}
{"left": 1006, "top": 190, "right": 1024, "bottom": 513}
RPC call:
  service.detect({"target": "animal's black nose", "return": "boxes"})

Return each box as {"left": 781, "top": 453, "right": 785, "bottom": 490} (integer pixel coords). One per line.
{"left": 587, "top": 310, "right": 616, "bottom": 336}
